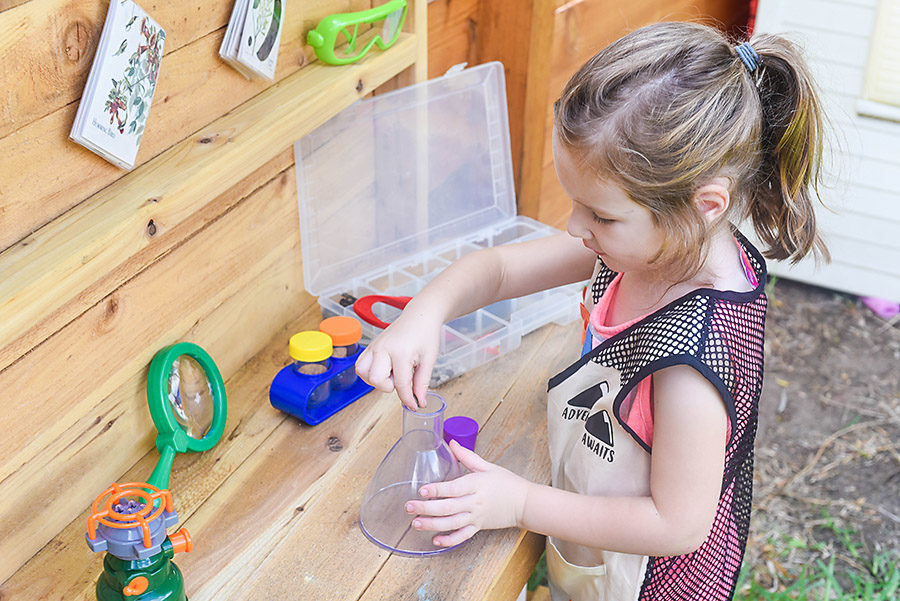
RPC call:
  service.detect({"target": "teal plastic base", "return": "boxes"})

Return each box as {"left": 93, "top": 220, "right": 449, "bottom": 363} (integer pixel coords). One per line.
{"left": 269, "top": 346, "right": 374, "bottom": 425}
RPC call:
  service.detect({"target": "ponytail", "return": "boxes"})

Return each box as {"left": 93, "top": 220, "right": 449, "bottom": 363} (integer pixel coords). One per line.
{"left": 553, "top": 23, "right": 829, "bottom": 276}
{"left": 749, "top": 34, "right": 830, "bottom": 263}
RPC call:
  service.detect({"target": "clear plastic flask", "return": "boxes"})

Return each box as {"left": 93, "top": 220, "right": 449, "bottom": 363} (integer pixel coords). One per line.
{"left": 359, "top": 392, "right": 464, "bottom": 556}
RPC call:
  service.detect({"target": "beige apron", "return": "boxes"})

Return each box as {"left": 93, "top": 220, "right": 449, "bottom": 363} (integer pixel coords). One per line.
{"left": 546, "top": 355, "right": 650, "bottom": 601}
{"left": 544, "top": 235, "right": 766, "bottom": 600}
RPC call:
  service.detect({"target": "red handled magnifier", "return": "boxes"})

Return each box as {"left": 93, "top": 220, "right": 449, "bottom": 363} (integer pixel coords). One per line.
{"left": 352, "top": 294, "right": 412, "bottom": 329}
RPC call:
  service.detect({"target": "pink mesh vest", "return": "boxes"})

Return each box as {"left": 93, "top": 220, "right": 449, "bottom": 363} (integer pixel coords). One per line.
{"left": 547, "top": 229, "right": 767, "bottom": 600}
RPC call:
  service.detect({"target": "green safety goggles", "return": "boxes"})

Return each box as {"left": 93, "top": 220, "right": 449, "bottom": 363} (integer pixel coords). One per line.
{"left": 307, "top": 0, "right": 407, "bottom": 66}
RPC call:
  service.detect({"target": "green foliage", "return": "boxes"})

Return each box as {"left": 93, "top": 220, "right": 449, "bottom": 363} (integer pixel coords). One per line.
{"left": 736, "top": 553, "right": 898, "bottom": 600}
{"left": 736, "top": 512, "right": 899, "bottom": 600}
{"left": 527, "top": 552, "right": 547, "bottom": 592}
{"left": 765, "top": 274, "right": 779, "bottom": 303}
{"left": 525, "top": 512, "right": 898, "bottom": 599}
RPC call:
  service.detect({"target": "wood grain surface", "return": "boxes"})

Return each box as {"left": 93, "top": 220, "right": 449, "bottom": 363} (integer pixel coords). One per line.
{"left": 0, "top": 0, "right": 425, "bottom": 586}
{"left": 0, "top": 33, "right": 416, "bottom": 376}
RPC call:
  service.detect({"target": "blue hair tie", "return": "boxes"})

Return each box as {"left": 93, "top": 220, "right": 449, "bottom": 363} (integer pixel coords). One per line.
{"left": 735, "top": 41, "right": 760, "bottom": 73}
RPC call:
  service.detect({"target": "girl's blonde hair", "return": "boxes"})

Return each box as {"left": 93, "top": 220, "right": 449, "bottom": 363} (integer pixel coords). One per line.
{"left": 554, "top": 22, "right": 829, "bottom": 281}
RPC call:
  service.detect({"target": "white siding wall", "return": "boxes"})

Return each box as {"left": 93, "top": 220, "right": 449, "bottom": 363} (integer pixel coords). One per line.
{"left": 752, "top": 0, "right": 900, "bottom": 301}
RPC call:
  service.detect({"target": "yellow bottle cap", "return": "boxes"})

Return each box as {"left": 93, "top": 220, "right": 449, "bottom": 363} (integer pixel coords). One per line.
{"left": 289, "top": 331, "right": 333, "bottom": 363}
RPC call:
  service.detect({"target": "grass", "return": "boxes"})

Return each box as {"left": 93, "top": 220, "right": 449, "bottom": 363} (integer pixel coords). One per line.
{"left": 736, "top": 512, "right": 900, "bottom": 600}
{"left": 736, "top": 551, "right": 900, "bottom": 600}
{"left": 527, "top": 512, "right": 900, "bottom": 600}
{"left": 527, "top": 552, "right": 547, "bottom": 592}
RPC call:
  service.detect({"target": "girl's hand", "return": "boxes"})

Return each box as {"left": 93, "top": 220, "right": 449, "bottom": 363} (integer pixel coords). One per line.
{"left": 354, "top": 307, "right": 442, "bottom": 410}
{"left": 405, "top": 440, "right": 530, "bottom": 547}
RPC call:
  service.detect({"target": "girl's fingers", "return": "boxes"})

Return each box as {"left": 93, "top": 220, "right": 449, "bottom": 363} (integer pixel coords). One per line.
{"left": 406, "top": 496, "right": 468, "bottom": 518}
{"left": 411, "top": 352, "right": 436, "bottom": 407}
{"left": 390, "top": 356, "right": 416, "bottom": 408}
{"left": 354, "top": 349, "right": 372, "bottom": 380}
{"left": 419, "top": 473, "right": 474, "bottom": 500}
{"left": 367, "top": 351, "right": 395, "bottom": 393}
{"left": 448, "top": 439, "right": 491, "bottom": 472}
{"left": 433, "top": 525, "right": 479, "bottom": 547}
{"left": 411, "top": 512, "right": 473, "bottom": 534}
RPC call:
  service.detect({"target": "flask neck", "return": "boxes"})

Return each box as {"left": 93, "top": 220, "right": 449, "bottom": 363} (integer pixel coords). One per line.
{"left": 401, "top": 394, "right": 446, "bottom": 441}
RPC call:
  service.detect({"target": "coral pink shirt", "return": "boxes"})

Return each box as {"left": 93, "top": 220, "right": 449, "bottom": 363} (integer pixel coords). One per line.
{"left": 587, "top": 244, "right": 756, "bottom": 447}
{"left": 587, "top": 274, "right": 658, "bottom": 446}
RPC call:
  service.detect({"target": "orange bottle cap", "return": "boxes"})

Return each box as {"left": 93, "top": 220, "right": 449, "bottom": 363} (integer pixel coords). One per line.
{"left": 319, "top": 316, "right": 362, "bottom": 346}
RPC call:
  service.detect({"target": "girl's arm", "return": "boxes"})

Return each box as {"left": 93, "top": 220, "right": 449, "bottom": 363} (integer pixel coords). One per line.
{"left": 408, "top": 365, "right": 728, "bottom": 556}
{"left": 356, "top": 232, "right": 596, "bottom": 408}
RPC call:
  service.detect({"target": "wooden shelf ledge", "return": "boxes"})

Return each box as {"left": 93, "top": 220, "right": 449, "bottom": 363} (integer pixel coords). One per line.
{"left": 0, "top": 33, "right": 418, "bottom": 375}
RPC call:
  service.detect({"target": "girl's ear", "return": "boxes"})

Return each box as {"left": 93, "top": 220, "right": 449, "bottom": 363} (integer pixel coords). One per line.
{"left": 693, "top": 177, "right": 731, "bottom": 223}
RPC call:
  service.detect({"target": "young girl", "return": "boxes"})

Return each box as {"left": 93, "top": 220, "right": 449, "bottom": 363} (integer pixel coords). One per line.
{"left": 355, "top": 22, "right": 827, "bottom": 601}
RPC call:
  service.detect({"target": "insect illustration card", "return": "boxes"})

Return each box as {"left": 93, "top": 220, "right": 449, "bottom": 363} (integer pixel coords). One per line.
{"left": 70, "top": 0, "right": 166, "bottom": 170}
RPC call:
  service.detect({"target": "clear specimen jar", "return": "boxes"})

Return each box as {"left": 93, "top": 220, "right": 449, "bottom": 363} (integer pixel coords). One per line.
{"left": 318, "top": 315, "right": 362, "bottom": 390}
{"left": 289, "top": 331, "right": 333, "bottom": 406}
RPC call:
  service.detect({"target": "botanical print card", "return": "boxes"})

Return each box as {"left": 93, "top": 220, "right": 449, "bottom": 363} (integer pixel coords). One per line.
{"left": 218, "top": 0, "right": 257, "bottom": 79}
{"left": 70, "top": 0, "right": 166, "bottom": 170}
{"left": 237, "top": 0, "right": 283, "bottom": 79}
{"left": 219, "top": 0, "right": 283, "bottom": 80}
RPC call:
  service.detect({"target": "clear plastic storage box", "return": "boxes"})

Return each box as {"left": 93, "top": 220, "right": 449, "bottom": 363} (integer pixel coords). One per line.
{"left": 294, "top": 62, "right": 581, "bottom": 385}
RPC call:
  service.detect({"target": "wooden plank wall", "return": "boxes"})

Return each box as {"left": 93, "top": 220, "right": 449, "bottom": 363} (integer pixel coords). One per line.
{"left": 427, "top": 0, "right": 556, "bottom": 210}
{"left": 426, "top": 0, "right": 749, "bottom": 227}
{"left": 0, "top": 0, "right": 425, "bottom": 585}
{"left": 534, "top": 0, "right": 750, "bottom": 227}
{"left": 0, "top": 0, "right": 746, "bottom": 587}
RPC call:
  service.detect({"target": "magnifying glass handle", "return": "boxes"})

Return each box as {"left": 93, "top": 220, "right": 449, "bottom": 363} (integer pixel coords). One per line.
{"left": 147, "top": 444, "right": 177, "bottom": 490}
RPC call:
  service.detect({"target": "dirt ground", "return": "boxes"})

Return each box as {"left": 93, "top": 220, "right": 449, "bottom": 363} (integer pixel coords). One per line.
{"left": 746, "top": 277, "right": 900, "bottom": 585}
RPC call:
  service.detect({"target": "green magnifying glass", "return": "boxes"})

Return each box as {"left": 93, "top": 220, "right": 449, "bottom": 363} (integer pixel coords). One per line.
{"left": 146, "top": 342, "right": 227, "bottom": 490}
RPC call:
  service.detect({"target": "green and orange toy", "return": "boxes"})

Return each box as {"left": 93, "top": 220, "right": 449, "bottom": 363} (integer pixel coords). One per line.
{"left": 86, "top": 483, "right": 192, "bottom": 601}
{"left": 86, "top": 343, "right": 227, "bottom": 600}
